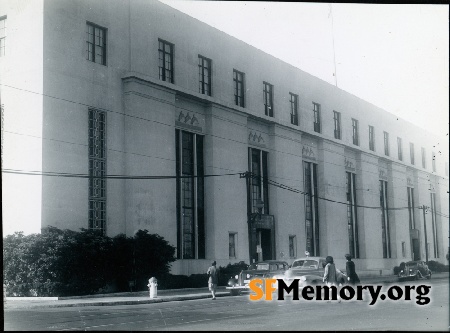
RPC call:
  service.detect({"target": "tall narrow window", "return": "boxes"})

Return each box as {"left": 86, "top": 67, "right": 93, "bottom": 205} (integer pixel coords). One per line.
{"left": 383, "top": 132, "right": 389, "bottom": 156}
{"left": 346, "top": 172, "right": 359, "bottom": 258}
{"left": 0, "top": 16, "right": 6, "bottom": 57}
{"left": 379, "top": 180, "right": 391, "bottom": 258}
{"left": 304, "top": 161, "right": 319, "bottom": 256}
{"left": 176, "top": 130, "right": 205, "bottom": 259}
{"left": 333, "top": 111, "right": 341, "bottom": 139}
{"left": 229, "top": 233, "right": 237, "bottom": 258}
{"left": 410, "top": 143, "right": 415, "bottom": 165}
{"left": 402, "top": 242, "right": 406, "bottom": 258}
{"left": 432, "top": 152, "right": 436, "bottom": 172}
{"left": 290, "top": 93, "right": 299, "bottom": 125}
{"left": 369, "top": 125, "right": 375, "bottom": 151}
{"left": 421, "top": 147, "right": 426, "bottom": 169}
{"left": 430, "top": 193, "right": 438, "bottom": 258}
{"left": 263, "top": 82, "right": 274, "bottom": 117}
{"left": 86, "top": 22, "right": 106, "bottom": 65}
{"left": 289, "top": 235, "right": 297, "bottom": 258}
{"left": 249, "top": 148, "right": 269, "bottom": 214}
{"left": 88, "top": 109, "right": 106, "bottom": 234}
{"left": 397, "top": 137, "right": 403, "bottom": 161}
{"left": 313, "top": 102, "right": 321, "bottom": 133}
{"left": 233, "top": 69, "right": 245, "bottom": 107}
{"left": 158, "top": 39, "right": 174, "bottom": 83}
{"left": 352, "top": 119, "right": 359, "bottom": 146}
{"left": 198, "top": 55, "right": 211, "bottom": 96}
{"left": 407, "top": 187, "right": 415, "bottom": 230}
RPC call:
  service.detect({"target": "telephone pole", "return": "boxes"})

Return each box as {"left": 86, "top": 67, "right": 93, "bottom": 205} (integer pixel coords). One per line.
{"left": 421, "top": 205, "right": 429, "bottom": 264}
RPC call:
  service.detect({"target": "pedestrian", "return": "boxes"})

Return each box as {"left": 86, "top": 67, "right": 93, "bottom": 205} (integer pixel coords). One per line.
{"left": 323, "top": 255, "right": 343, "bottom": 302}
{"left": 207, "top": 261, "right": 219, "bottom": 300}
{"left": 345, "top": 253, "right": 360, "bottom": 285}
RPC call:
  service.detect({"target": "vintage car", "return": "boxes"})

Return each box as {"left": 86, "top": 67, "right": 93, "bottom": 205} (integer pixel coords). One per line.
{"left": 226, "top": 260, "right": 290, "bottom": 295}
{"left": 273, "top": 256, "right": 346, "bottom": 288}
{"left": 398, "top": 260, "right": 432, "bottom": 281}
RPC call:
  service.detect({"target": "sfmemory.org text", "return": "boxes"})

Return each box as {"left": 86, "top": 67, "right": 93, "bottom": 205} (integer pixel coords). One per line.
{"left": 249, "top": 278, "right": 431, "bottom": 305}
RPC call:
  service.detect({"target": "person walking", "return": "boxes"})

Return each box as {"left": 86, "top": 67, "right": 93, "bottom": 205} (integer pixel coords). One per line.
{"left": 345, "top": 253, "right": 360, "bottom": 285}
{"left": 207, "top": 261, "right": 219, "bottom": 300}
{"left": 323, "top": 255, "right": 342, "bottom": 302}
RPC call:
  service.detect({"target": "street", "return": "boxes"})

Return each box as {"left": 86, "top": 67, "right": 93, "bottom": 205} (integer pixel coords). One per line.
{"left": 4, "top": 280, "right": 449, "bottom": 331}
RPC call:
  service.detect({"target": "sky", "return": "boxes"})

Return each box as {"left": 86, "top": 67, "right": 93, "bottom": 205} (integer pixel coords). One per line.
{"left": 159, "top": 1, "right": 449, "bottom": 138}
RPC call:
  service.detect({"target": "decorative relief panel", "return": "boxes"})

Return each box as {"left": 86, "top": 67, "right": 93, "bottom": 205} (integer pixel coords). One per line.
{"left": 379, "top": 169, "right": 388, "bottom": 181}
{"left": 344, "top": 157, "right": 356, "bottom": 172}
{"left": 407, "top": 177, "right": 414, "bottom": 187}
{"left": 302, "top": 145, "right": 316, "bottom": 161}
{"left": 248, "top": 130, "right": 266, "bottom": 148}
{"left": 175, "top": 111, "right": 203, "bottom": 133}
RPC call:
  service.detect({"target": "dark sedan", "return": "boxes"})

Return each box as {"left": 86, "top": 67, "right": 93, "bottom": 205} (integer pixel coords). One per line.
{"left": 398, "top": 260, "right": 432, "bottom": 281}
{"left": 226, "top": 260, "right": 289, "bottom": 295}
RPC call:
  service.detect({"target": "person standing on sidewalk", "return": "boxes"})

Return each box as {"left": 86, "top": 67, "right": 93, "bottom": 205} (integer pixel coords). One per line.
{"left": 323, "top": 256, "right": 342, "bottom": 302}
{"left": 207, "top": 261, "right": 219, "bottom": 300}
{"left": 345, "top": 253, "right": 360, "bottom": 285}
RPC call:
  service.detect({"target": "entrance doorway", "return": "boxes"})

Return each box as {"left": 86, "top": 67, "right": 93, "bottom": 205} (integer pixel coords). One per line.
{"left": 412, "top": 239, "right": 420, "bottom": 260}
{"left": 257, "top": 228, "right": 272, "bottom": 261}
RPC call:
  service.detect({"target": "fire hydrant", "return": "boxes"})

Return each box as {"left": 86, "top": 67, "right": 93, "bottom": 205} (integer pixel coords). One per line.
{"left": 147, "top": 277, "right": 158, "bottom": 298}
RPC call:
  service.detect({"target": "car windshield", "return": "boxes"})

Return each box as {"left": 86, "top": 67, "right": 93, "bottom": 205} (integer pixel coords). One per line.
{"left": 292, "top": 259, "right": 319, "bottom": 269}
{"left": 248, "top": 263, "right": 270, "bottom": 271}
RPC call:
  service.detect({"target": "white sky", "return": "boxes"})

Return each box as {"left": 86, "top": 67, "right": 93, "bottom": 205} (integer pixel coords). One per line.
{"left": 160, "top": 1, "right": 449, "bottom": 138}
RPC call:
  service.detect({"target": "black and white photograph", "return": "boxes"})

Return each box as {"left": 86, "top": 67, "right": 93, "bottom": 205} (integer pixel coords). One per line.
{"left": 2, "top": 0, "right": 449, "bottom": 331}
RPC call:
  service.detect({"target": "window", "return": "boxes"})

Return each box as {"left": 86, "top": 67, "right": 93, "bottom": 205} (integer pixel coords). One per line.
{"left": 410, "top": 143, "right": 415, "bottom": 165}
{"left": 158, "top": 39, "right": 174, "bottom": 83}
{"left": 397, "top": 137, "right": 403, "bottom": 161}
{"left": 407, "top": 187, "right": 415, "bottom": 230}
{"left": 0, "top": 16, "right": 6, "bottom": 57}
{"left": 249, "top": 148, "right": 269, "bottom": 214}
{"left": 229, "top": 233, "right": 237, "bottom": 258}
{"left": 289, "top": 235, "right": 297, "bottom": 258}
{"left": 402, "top": 242, "right": 406, "bottom": 258}
{"left": 233, "top": 69, "right": 245, "bottom": 107}
{"left": 333, "top": 111, "right": 341, "bottom": 139}
{"left": 379, "top": 180, "right": 391, "bottom": 258}
{"left": 421, "top": 147, "right": 426, "bottom": 169}
{"left": 352, "top": 118, "right": 359, "bottom": 146}
{"left": 304, "top": 161, "right": 319, "bottom": 256}
{"left": 383, "top": 131, "right": 389, "bottom": 156}
{"left": 432, "top": 152, "right": 436, "bottom": 172}
{"left": 346, "top": 172, "right": 359, "bottom": 258}
{"left": 263, "top": 82, "right": 274, "bottom": 117}
{"left": 313, "top": 102, "right": 321, "bottom": 133}
{"left": 86, "top": 22, "right": 106, "bottom": 65}
{"left": 369, "top": 125, "right": 375, "bottom": 151}
{"left": 176, "top": 130, "right": 205, "bottom": 259}
{"left": 198, "top": 55, "right": 211, "bottom": 96}
{"left": 290, "top": 93, "right": 299, "bottom": 126}
{"left": 430, "top": 193, "right": 438, "bottom": 258}
{"left": 88, "top": 109, "right": 106, "bottom": 234}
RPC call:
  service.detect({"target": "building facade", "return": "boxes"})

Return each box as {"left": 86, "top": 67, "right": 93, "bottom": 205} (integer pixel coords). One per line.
{"left": 1, "top": 0, "right": 448, "bottom": 275}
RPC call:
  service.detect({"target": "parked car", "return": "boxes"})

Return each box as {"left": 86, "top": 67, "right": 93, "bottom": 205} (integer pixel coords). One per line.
{"left": 226, "top": 260, "right": 289, "bottom": 295}
{"left": 274, "top": 256, "right": 346, "bottom": 288}
{"left": 398, "top": 260, "right": 432, "bottom": 281}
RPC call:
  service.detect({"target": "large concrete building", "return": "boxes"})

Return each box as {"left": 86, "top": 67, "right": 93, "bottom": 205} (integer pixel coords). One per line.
{"left": 1, "top": 0, "right": 448, "bottom": 275}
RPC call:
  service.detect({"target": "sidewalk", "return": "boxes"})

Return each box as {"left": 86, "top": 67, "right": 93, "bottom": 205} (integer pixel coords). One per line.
{"left": 5, "top": 272, "right": 448, "bottom": 309}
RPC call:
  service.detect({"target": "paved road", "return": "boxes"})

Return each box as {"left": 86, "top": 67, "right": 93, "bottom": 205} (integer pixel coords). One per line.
{"left": 4, "top": 280, "right": 448, "bottom": 331}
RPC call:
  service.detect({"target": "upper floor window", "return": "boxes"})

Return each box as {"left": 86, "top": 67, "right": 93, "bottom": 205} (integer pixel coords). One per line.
{"left": 397, "top": 137, "right": 403, "bottom": 161}
{"left": 158, "top": 39, "right": 174, "bottom": 83}
{"left": 369, "top": 125, "right": 375, "bottom": 151}
{"left": 0, "top": 16, "right": 6, "bottom": 57}
{"left": 333, "top": 111, "right": 341, "bottom": 139}
{"left": 198, "top": 55, "right": 211, "bottom": 96}
{"left": 233, "top": 69, "right": 245, "bottom": 107}
{"left": 421, "top": 147, "right": 426, "bottom": 169}
{"left": 263, "top": 82, "right": 274, "bottom": 117}
{"left": 383, "top": 131, "right": 389, "bottom": 156}
{"left": 290, "top": 93, "right": 298, "bottom": 126}
{"left": 352, "top": 118, "right": 359, "bottom": 146}
{"left": 432, "top": 152, "right": 436, "bottom": 172}
{"left": 86, "top": 22, "right": 106, "bottom": 65}
{"left": 313, "top": 102, "right": 321, "bottom": 133}
{"left": 410, "top": 143, "right": 415, "bottom": 165}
